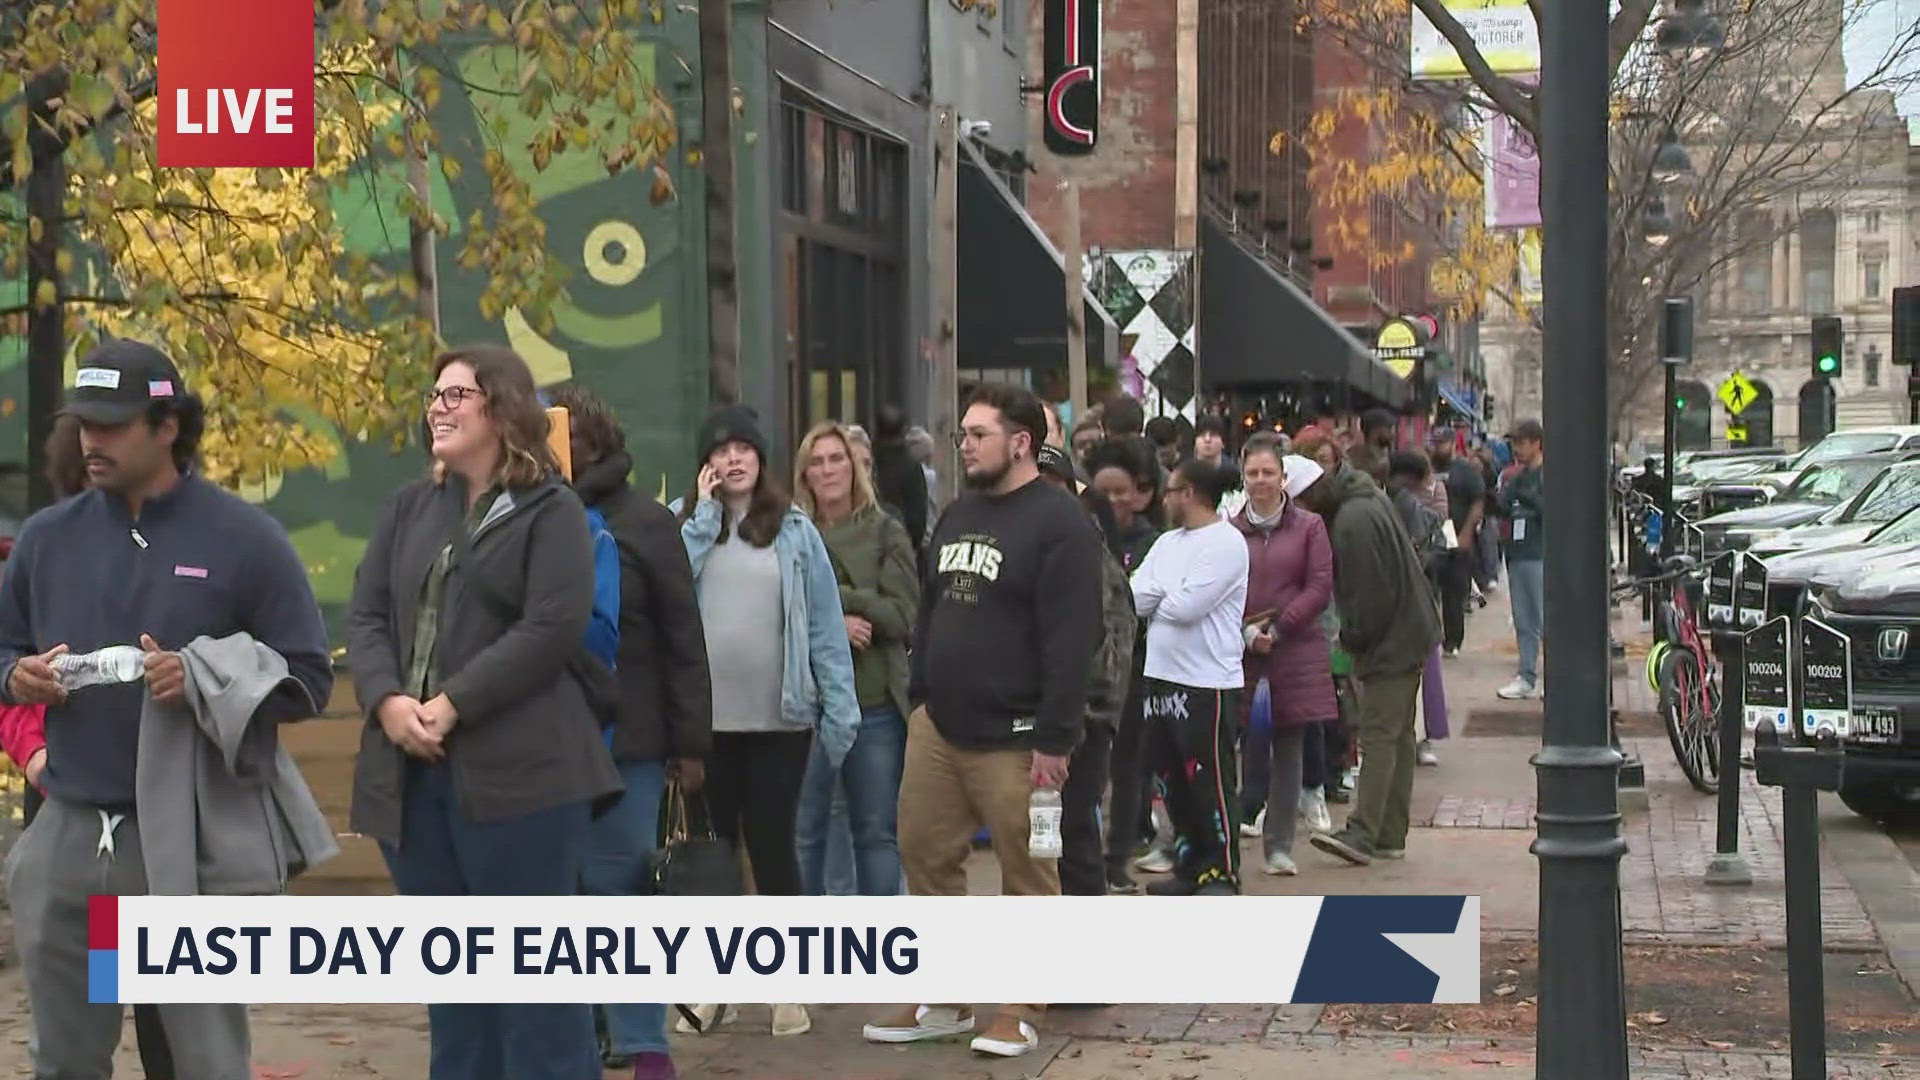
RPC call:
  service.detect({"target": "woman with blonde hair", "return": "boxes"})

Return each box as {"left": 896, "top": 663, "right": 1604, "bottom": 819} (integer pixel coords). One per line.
{"left": 348, "top": 345, "right": 622, "bottom": 1079}
{"left": 791, "top": 420, "right": 919, "bottom": 896}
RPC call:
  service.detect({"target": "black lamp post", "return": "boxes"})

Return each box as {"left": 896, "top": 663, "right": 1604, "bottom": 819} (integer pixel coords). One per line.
{"left": 1643, "top": 196, "right": 1675, "bottom": 247}
{"left": 1533, "top": 0, "right": 1630, "bottom": 1074}
{"left": 1652, "top": 127, "right": 1695, "bottom": 184}
{"left": 1655, "top": 0, "right": 1728, "bottom": 62}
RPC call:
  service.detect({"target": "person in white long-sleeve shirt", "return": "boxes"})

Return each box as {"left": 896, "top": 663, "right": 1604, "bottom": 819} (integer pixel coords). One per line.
{"left": 1131, "top": 458, "right": 1252, "bottom": 895}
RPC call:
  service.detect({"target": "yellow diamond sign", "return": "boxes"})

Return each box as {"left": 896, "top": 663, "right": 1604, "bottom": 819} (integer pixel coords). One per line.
{"left": 1717, "top": 372, "right": 1759, "bottom": 416}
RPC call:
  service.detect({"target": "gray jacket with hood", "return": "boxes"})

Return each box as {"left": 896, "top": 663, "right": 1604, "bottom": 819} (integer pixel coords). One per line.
{"left": 1319, "top": 465, "right": 1440, "bottom": 679}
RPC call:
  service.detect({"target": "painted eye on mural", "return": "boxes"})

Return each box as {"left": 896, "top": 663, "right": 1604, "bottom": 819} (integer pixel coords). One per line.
{"left": 583, "top": 220, "right": 647, "bottom": 286}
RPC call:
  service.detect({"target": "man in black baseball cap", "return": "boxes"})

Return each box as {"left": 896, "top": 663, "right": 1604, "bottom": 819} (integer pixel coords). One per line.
{"left": 64, "top": 340, "right": 197, "bottom": 507}
{"left": 1, "top": 337, "right": 334, "bottom": 1077}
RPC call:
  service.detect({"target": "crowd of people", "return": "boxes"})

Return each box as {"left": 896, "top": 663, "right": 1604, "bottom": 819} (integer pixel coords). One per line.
{"left": 0, "top": 338, "right": 1549, "bottom": 1080}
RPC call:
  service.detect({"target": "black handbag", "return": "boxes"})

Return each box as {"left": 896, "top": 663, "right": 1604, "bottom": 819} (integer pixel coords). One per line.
{"left": 651, "top": 780, "right": 741, "bottom": 1035}
{"left": 650, "top": 780, "right": 742, "bottom": 897}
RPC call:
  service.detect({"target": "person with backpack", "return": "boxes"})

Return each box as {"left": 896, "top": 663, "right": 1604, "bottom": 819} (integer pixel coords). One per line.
{"left": 791, "top": 420, "right": 920, "bottom": 898}
{"left": 548, "top": 387, "right": 712, "bottom": 1080}
{"left": 1386, "top": 452, "right": 1451, "bottom": 765}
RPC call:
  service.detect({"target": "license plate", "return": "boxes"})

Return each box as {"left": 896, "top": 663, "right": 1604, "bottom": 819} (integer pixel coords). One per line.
{"left": 1852, "top": 708, "right": 1902, "bottom": 743}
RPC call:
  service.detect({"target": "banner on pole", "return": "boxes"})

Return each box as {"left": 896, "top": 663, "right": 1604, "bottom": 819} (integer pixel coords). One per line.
{"left": 1411, "top": 0, "right": 1541, "bottom": 81}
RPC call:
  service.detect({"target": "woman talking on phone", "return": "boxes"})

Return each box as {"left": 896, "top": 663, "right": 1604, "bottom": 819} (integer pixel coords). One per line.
{"left": 672, "top": 405, "right": 859, "bottom": 1038}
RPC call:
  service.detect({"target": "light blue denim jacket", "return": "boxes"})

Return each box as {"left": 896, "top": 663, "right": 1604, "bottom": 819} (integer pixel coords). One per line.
{"left": 672, "top": 497, "right": 859, "bottom": 768}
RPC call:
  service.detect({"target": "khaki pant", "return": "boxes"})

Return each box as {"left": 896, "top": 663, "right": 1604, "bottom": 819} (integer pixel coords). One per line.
{"left": 1345, "top": 668, "right": 1423, "bottom": 852}
{"left": 897, "top": 707, "right": 1050, "bottom": 1025}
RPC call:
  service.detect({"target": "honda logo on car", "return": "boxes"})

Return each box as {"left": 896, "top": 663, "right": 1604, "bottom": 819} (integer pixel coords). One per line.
{"left": 1879, "top": 627, "right": 1910, "bottom": 663}
{"left": 157, "top": 0, "right": 314, "bottom": 167}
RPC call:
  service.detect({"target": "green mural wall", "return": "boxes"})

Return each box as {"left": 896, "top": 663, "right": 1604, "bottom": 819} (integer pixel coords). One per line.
{"left": 0, "top": 8, "right": 792, "bottom": 647}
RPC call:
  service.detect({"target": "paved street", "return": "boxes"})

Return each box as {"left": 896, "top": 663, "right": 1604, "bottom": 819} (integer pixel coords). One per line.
{"left": 2, "top": 589, "right": 1918, "bottom": 1076}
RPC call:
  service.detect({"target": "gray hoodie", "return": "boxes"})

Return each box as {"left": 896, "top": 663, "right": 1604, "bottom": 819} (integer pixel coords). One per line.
{"left": 137, "top": 633, "right": 337, "bottom": 895}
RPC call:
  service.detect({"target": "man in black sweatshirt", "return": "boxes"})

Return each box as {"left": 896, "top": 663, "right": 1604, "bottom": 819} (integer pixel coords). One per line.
{"left": 864, "top": 383, "right": 1103, "bottom": 1061}
{"left": 0, "top": 341, "right": 333, "bottom": 1079}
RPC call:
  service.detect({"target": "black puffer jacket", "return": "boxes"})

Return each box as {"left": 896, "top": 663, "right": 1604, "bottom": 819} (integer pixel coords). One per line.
{"left": 574, "top": 451, "right": 714, "bottom": 764}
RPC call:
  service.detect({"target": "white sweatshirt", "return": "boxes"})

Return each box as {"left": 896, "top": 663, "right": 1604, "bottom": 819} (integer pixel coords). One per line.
{"left": 1131, "top": 520, "right": 1251, "bottom": 690}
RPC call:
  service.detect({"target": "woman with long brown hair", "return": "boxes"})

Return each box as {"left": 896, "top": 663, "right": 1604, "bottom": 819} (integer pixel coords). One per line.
{"left": 347, "top": 345, "right": 621, "bottom": 1079}
{"left": 791, "top": 420, "right": 918, "bottom": 897}
{"left": 671, "top": 405, "right": 859, "bottom": 1039}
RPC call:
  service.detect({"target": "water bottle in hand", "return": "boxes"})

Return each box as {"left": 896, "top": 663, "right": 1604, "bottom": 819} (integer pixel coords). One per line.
{"left": 51, "top": 645, "right": 147, "bottom": 691}
{"left": 1028, "top": 788, "right": 1063, "bottom": 859}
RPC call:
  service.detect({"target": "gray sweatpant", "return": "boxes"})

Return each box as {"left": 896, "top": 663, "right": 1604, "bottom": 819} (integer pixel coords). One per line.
{"left": 4, "top": 797, "right": 251, "bottom": 1079}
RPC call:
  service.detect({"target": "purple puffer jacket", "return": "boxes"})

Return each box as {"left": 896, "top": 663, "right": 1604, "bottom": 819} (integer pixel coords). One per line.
{"left": 1231, "top": 500, "right": 1338, "bottom": 730}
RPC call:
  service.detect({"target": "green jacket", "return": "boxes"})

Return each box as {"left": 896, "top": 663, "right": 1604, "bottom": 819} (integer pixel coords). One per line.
{"left": 1497, "top": 463, "right": 1545, "bottom": 561}
{"left": 1321, "top": 466, "right": 1440, "bottom": 679}
{"left": 819, "top": 505, "right": 920, "bottom": 718}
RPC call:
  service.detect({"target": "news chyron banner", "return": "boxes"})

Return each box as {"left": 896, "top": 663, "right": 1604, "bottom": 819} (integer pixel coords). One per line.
{"left": 92, "top": 895, "right": 1480, "bottom": 1005}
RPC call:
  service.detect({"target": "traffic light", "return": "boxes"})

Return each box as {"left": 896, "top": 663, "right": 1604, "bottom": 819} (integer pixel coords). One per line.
{"left": 1811, "top": 316, "right": 1843, "bottom": 380}
{"left": 1675, "top": 387, "right": 1690, "bottom": 412}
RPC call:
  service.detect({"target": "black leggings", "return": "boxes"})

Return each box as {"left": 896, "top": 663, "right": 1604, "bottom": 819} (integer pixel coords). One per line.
{"left": 704, "top": 730, "right": 814, "bottom": 896}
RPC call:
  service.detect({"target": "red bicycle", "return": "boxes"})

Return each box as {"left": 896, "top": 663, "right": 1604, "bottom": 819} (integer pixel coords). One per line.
{"left": 1620, "top": 558, "right": 1722, "bottom": 794}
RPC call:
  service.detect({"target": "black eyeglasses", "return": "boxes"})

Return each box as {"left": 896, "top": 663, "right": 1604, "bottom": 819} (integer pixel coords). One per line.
{"left": 427, "top": 385, "right": 485, "bottom": 410}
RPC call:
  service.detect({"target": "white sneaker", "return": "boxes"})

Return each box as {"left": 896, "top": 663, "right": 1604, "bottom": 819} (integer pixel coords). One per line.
{"left": 1133, "top": 848, "right": 1174, "bottom": 874}
{"left": 1239, "top": 808, "right": 1265, "bottom": 838}
{"left": 675, "top": 1003, "right": 735, "bottom": 1034}
{"left": 772, "top": 1003, "right": 811, "bottom": 1037}
{"left": 864, "top": 1005, "right": 976, "bottom": 1043}
{"left": 1443, "top": 647, "right": 1461, "bottom": 659}
{"left": 1418, "top": 740, "right": 1439, "bottom": 766}
{"left": 1497, "top": 677, "right": 1539, "bottom": 700}
{"left": 1263, "top": 851, "right": 1299, "bottom": 876}
{"left": 1298, "top": 789, "right": 1333, "bottom": 834}
{"left": 970, "top": 1019, "right": 1040, "bottom": 1058}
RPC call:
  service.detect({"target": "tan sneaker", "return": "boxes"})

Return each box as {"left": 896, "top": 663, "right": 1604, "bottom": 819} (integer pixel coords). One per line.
{"left": 862, "top": 1004, "right": 975, "bottom": 1043}
{"left": 771, "top": 1003, "right": 811, "bottom": 1036}
{"left": 970, "top": 1012, "right": 1040, "bottom": 1057}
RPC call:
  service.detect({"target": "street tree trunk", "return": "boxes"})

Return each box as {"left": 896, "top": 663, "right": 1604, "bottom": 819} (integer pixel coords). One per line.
{"left": 25, "top": 69, "right": 68, "bottom": 514}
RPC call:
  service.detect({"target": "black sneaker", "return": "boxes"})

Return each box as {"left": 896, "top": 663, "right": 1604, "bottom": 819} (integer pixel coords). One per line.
{"left": 1311, "top": 828, "right": 1374, "bottom": 866}
{"left": 1144, "top": 877, "right": 1198, "bottom": 896}
{"left": 1105, "top": 865, "right": 1141, "bottom": 895}
{"left": 1194, "top": 880, "right": 1239, "bottom": 896}
{"left": 1325, "top": 784, "right": 1352, "bottom": 805}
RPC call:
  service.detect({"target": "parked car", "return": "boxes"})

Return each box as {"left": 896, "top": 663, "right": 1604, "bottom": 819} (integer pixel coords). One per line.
{"left": 1751, "top": 460, "right": 1920, "bottom": 557}
{"left": 1806, "top": 553, "right": 1920, "bottom": 822}
{"left": 1695, "top": 453, "right": 1909, "bottom": 557}
{"left": 1746, "top": 426, "right": 1920, "bottom": 491}
{"left": 1760, "top": 504, "right": 1920, "bottom": 618}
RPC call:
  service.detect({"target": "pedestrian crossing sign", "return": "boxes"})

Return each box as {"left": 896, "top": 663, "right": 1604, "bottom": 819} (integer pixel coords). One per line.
{"left": 1717, "top": 372, "right": 1759, "bottom": 416}
{"left": 1726, "top": 422, "right": 1749, "bottom": 445}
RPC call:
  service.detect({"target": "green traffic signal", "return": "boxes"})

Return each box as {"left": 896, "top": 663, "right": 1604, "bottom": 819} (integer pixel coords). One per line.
{"left": 1816, "top": 353, "right": 1839, "bottom": 375}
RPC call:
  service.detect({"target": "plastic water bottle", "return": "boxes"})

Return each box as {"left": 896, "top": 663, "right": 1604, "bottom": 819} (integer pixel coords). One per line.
{"left": 52, "top": 645, "right": 147, "bottom": 690}
{"left": 1028, "top": 788, "right": 1063, "bottom": 859}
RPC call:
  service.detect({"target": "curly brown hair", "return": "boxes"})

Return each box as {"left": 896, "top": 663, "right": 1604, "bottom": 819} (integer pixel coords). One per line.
{"left": 430, "top": 345, "right": 559, "bottom": 489}
{"left": 546, "top": 383, "right": 625, "bottom": 467}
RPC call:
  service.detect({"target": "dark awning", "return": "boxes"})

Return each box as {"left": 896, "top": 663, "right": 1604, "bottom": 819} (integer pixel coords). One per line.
{"left": 1198, "top": 214, "right": 1410, "bottom": 409}
{"left": 957, "top": 142, "right": 1117, "bottom": 373}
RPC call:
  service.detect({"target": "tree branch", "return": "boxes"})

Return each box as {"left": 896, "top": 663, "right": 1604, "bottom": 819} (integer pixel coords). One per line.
{"left": 1608, "top": 0, "right": 1660, "bottom": 76}
{"left": 1409, "top": 0, "right": 1538, "bottom": 136}
{"left": 1, "top": 76, "right": 157, "bottom": 192}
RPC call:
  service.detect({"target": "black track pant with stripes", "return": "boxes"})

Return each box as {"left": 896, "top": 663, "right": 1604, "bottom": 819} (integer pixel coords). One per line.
{"left": 1144, "top": 679, "right": 1243, "bottom": 889}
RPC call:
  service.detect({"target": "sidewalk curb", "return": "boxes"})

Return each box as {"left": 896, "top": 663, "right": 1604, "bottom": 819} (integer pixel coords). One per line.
{"left": 1819, "top": 795, "right": 1920, "bottom": 997}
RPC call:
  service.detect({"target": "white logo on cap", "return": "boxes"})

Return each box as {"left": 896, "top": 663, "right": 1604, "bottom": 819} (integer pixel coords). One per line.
{"left": 75, "top": 368, "right": 121, "bottom": 390}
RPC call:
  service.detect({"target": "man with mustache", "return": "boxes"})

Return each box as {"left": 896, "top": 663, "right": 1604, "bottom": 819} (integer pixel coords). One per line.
{"left": 0, "top": 341, "right": 333, "bottom": 1079}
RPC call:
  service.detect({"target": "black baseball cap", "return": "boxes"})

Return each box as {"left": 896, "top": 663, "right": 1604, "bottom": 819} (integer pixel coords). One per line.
{"left": 64, "top": 340, "right": 187, "bottom": 424}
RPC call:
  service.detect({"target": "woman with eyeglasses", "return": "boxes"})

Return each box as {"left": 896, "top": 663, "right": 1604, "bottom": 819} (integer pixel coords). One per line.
{"left": 348, "top": 346, "right": 622, "bottom": 1080}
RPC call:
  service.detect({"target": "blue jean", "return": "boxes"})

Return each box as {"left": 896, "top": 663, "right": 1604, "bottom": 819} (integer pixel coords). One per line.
{"left": 795, "top": 705, "right": 906, "bottom": 895}
{"left": 1509, "top": 557, "right": 1545, "bottom": 684}
{"left": 580, "top": 760, "right": 669, "bottom": 1057}
{"left": 822, "top": 789, "right": 858, "bottom": 895}
{"left": 1422, "top": 645, "right": 1449, "bottom": 740}
{"left": 380, "top": 762, "right": 599, "bottom": 1080}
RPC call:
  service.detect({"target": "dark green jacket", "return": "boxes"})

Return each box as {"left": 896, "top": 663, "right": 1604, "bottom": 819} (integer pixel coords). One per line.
{"left": 1321, "top": 466, "right": 1440, "bottom": 678}
{"left": 819, "top": 505, "right": 920, "bottom": 719}
{"left": 1496, "top": 463, "right": 1545, "bottom": 561}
